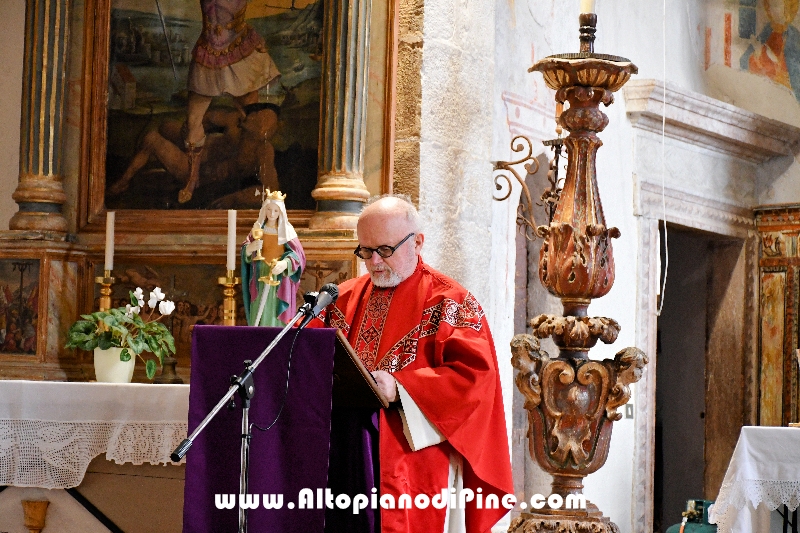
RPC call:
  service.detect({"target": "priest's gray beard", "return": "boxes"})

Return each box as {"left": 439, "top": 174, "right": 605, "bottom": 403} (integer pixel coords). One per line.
{"left": 369, "top": 267, "right": 403, "bottom": 287}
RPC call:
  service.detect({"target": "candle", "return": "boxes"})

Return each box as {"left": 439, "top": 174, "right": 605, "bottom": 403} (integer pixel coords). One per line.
{"left": 580, "top": 0, "right": 595, "bottom": 13}
{"left": 104, "top": 211, "right": 115, "bottom": 272}
{"left": 227, "top": 210, "right": 237, "bottom": 271}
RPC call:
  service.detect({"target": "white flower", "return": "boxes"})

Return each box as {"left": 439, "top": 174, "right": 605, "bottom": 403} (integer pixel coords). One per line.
{"left": 158, "top": 300, "right": 175, "bottom": 316}
{"left": 133, "top": 287, "right": 145, "bottom": 307}
{"left": 148, "top": 287, "right": 165, "bottom": 308}
{"left": 125, "top": 304, "right": 141, "bottom": 317}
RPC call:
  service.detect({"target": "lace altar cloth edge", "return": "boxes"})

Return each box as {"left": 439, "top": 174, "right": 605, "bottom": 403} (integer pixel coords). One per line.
{"left": 0, "top": 380, "right": 189, "bottom": 488}
{"left": 709, "top": 426, "right": 800, "bottom": 533}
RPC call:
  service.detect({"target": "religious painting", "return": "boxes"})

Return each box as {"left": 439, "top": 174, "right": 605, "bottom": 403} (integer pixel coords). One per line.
{"left": 92, "top": 259, "right": 356, "bottom": 372}
{"left": 102, "top": 0, "right": 322, "bottom": 212}
{"left": 736, "top": 0, "right": 800, "bottom": 99}
{"left": 300, "top": 259, "right": 356, "bottom": 295}
{"left": 0, "top": 260, "right": 40, "bottom": 356}
{"left": 705, "top": 0, "right": 800, "bottom": 103}
{"left": 759, "top": 269, "right": 786, "bottom": 425}
{"left": 93, "top": 263, "right": 245, "bottom": 371}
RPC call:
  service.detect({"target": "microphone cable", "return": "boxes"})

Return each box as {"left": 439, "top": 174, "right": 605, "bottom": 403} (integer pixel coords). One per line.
{"left": 251, "top": 283, "right": 338, "bottom": 432}
{"left": 250, "top": 325, "right": 301, "bottom": 433}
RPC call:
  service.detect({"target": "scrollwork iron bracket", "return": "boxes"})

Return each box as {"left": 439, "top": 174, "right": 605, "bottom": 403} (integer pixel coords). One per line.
{"left": 492, "top": 135, "right": 564, "bottom": 241}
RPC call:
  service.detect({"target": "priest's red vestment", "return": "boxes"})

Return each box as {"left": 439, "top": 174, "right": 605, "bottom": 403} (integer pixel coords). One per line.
{"left": 319, "top": 259, "right": 513, "bottom": 533}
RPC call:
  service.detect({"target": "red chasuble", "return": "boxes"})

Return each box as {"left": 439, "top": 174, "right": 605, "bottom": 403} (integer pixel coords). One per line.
{"left": 320, "top": 259, "right": 513, "bottom": 533}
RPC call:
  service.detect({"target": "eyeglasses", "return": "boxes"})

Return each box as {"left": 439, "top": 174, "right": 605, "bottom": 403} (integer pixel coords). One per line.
{"left": 354, "top": 233, "right": 416, "bottom": 260}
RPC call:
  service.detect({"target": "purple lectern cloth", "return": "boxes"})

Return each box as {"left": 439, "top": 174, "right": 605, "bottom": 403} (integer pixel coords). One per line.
{"left": 183, "top": 325, "right": 337, "bottom": 533}
{"left": 325, "top": 408, "right": 380, "bottom": 533}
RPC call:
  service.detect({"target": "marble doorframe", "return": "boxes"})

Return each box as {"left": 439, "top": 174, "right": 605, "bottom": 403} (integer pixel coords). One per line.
{"left": 623, "top": 79, "right": 800, "bottom": 532}
{"left": 631, "top": 180, "right": 759, "bottom": 531}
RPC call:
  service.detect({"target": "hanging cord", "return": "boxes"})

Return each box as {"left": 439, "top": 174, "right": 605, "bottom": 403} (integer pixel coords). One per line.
{"left": 656, "top": 0, "right": 669, "bottom": 317}
{"left": 251, "top": 326, "right": 302, "bottom": 432}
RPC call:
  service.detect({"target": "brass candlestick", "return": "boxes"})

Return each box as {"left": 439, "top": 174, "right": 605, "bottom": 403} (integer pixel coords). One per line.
{"left": 217, "top": 270, "right": 241, "bottom": 326}
{"left": 94, "top": 270, "right": 115, "bottom": 312}
{"left": 22, "top": 500, "right": 49, "bottom": 533}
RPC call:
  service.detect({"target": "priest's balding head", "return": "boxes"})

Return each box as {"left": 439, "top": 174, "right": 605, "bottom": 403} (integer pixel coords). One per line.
{"left": 355, "top": 195, "right": 425, "bottom": 287}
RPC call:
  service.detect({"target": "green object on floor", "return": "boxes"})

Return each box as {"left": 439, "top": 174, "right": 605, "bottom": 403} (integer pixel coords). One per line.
{"left": 665, "top": 499, "right": 717, "bottom": 533}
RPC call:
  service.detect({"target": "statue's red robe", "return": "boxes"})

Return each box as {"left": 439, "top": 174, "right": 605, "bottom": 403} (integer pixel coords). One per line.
{"left": 319, "top": 258, "right": 513, "bottom": 533}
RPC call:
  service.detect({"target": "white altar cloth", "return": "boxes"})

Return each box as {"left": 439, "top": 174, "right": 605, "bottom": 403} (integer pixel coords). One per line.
{"left": 709, "top": 426, "right": 800, "bottom": 533}
{"left": 0, "top": 380, "right": 189, "bottom": 489}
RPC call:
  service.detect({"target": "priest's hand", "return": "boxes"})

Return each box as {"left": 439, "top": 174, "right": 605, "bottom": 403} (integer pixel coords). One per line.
{"left": 372, "top": 370, "right": 398, "bottom": 403}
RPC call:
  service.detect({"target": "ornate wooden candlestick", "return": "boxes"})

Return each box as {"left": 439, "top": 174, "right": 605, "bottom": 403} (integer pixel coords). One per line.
{"left": 508, "top": 14, "right": 648, "bottom": 533}
{"left": 217, "top": 270, "right": 241, "bottom": 326}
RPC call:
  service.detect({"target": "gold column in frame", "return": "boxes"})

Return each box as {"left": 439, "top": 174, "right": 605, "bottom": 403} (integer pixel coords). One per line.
{"left": 309, "top": 0, "right": 372, "bottom": 230}
{"left": 10, "top": 0, "right": 71, "bottom": 235}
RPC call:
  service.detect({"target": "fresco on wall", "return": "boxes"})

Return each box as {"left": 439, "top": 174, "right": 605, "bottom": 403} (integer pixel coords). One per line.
{"left": 0, "top": 260, "right": 39, "bottom": 355}
{"left": 707, "top": 0, "right": 800, "bottom": 102}
{"left": 738, "top": 0, "right": 800, "bottom": 98}
{"left": 103, "top": 0, "right": 322, "bottom": 211}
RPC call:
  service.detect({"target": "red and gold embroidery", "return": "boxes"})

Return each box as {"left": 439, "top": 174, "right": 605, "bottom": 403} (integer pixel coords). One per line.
{"left": 441, "top": 293, "right": 484, "bottom": 331}
{"left": 354, "top": 287, "right": 395, "bottom": 371}
{"left": 327, "top": 306, "right": 349, "bottom": 336}
{"left": 375, "top": 292, "right": 484, "bottom": 372}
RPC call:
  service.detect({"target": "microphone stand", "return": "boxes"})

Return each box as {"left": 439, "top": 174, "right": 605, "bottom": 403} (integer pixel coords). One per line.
{"left": 171, "top": 302, "right": 312, "bottom": 533}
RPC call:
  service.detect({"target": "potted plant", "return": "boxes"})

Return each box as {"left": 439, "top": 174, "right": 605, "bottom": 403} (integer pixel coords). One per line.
{"left": 66, "top": 287, "right": 177, "bottom": 382}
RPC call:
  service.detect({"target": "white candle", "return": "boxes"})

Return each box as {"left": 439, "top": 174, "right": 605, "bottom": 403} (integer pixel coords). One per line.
{"left": 580, "top": 0, "right": 595, "bottom": 13}
{"left": 227, "top": 210, "right": 237, "bottom": 271}
{"left": 104, "top": 211, "right": 115, "bottom": 272}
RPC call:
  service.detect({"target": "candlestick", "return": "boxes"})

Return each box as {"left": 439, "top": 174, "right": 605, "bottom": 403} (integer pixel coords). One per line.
{"left": 95, "top": 270, "right": 115, "bottom": 312}
{"left": 217, "top": 270, "right": 241, "bottom": 326}
{"left": 227, "top": 210, "right": 237, "bottom": 271}
{"left": 579, "top": 12, "right": 598, "bottom": 54}
{"left": 104, "top": 212, "right": 115, "bottom": 272}
{"left": 580, "top": 0, "right": 595, "bottom": 14}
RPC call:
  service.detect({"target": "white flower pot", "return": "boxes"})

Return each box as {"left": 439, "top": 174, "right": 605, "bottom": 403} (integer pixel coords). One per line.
{"left": 94, "top": 347, "right": 135, "bottom": 383}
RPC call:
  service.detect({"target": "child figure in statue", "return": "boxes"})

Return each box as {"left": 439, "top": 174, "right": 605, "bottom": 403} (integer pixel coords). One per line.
{"left": 241, "top": 190, "right": 306, "bottom": 326}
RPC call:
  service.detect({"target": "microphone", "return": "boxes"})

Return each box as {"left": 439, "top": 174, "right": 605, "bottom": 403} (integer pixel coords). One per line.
{"left": 298, "top": 283, "right": 339, "bottom": 329}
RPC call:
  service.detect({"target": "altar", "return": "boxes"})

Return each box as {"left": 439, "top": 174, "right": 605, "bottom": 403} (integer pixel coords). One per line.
{"left": 710, "top": 426, "right": 800, "bottom": 533}
{"left": 0, "top": 380, "right": 189, "bottom": 532}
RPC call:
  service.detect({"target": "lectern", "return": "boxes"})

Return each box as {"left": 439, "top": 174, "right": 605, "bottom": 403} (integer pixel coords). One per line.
{"left": 182, "top": 326, "right": 387, "bottom": 533}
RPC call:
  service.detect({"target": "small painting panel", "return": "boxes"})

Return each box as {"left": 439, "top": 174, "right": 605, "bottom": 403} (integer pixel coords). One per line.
{"left": 760, "top": 269, "right": 786, "bottom": 425}
{"left": 94, "top": 263, "right": 246, "bottom": 369}
{"left": 0, "top": 260, "right": 40, "bottom": 356}
{"left": 762, "top": 232, "right": 785, "bottom": 257}
{"left": 92, "top": 258, "right": 356, "bottom": 374}
{"left": 103, "top": 0, "right": 322, "bottom": 211}
{"left": 300, "top": 260, "right": 356, "bottom": 295}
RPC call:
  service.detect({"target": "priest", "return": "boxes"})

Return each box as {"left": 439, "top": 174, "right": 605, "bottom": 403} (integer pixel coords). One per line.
{"left": 316, "top": 194, "right": 513, "bottom": 533}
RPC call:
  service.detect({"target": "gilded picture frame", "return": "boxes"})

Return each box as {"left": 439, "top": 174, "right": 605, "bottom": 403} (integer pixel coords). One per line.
{"left": 78, "top": 0, "right": 396, "bottom": 235}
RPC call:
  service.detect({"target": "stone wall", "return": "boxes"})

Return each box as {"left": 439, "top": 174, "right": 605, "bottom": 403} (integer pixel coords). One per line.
{"left": 393, "top": 0, "right": 423, "bottom": 203}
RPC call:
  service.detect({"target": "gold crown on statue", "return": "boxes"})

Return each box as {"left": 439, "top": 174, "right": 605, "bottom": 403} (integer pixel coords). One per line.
{"left": 262, "top": 189, "right": 287, "bottom": 202}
